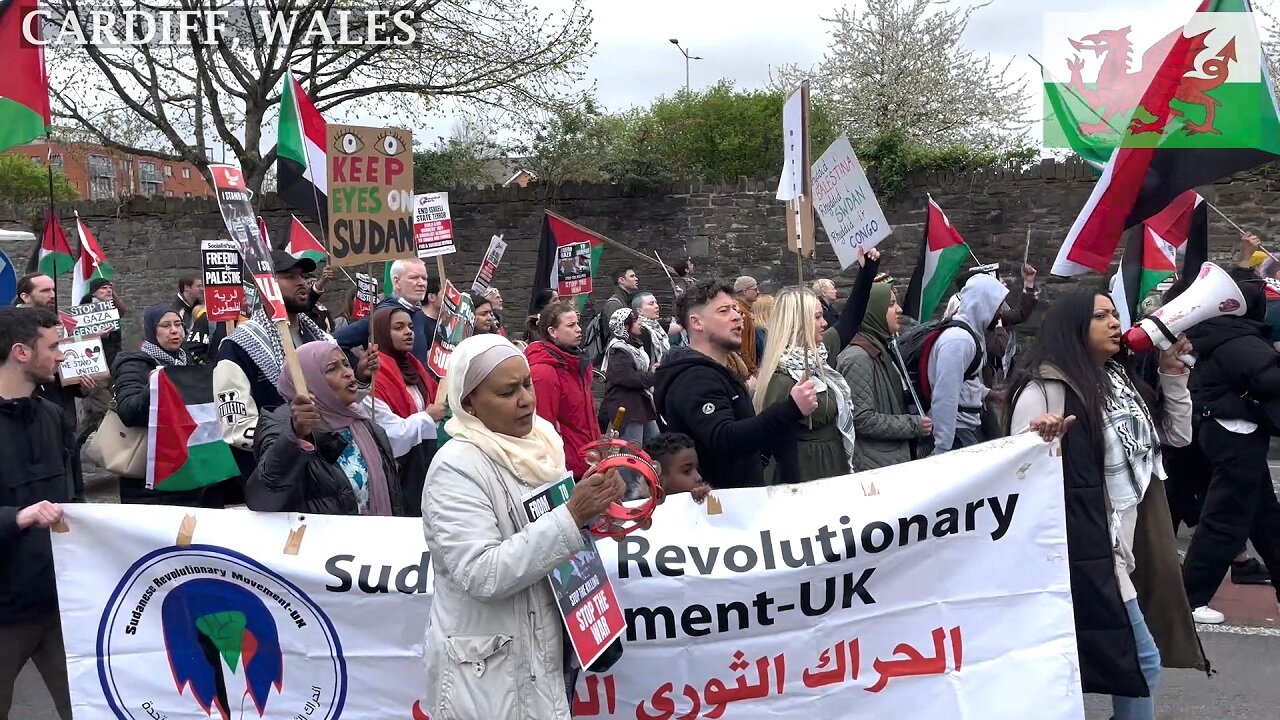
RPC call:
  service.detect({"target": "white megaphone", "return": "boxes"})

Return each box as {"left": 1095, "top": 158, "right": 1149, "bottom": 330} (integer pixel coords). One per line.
{"left": 1123, "top": 262, "right": 1246, "bottom": 354}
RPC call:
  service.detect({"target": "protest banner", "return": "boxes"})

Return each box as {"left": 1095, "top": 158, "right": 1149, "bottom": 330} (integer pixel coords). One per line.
{"left": 54, "top": 435, "right": 1082, "bottom": 719}
{"left": 200, "top": 239, "right": 244, "bottom": 323}
{"left": 426, "top": 280, "right": 473, "bottom": 378}
{"left": 812, "top": 135, "right": 893, "bottom": 268}
{"left": 523, "top": 474, "right": 625, "bottom": 670}
{"left": 58, "top": 336, "right": 109, "bottom": 386}
{"left": 413, "top": 192, "right": 456, "bottom": 258}
{"left": 353, "top": 272, "right": 378, "bottom": 320}
{"left": 470, "top": 234, "right": 507, "bottom": 295}
{"left": 327, "top": 124, "right": 415, "bottom": 268}
{"left": 62, "top": 300, "right": 120, "bottom": 337}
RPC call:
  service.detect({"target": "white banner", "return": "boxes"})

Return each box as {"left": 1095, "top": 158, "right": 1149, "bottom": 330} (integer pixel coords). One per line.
{"left": 53, "top": 435, "right": 1082, "bottom": 719}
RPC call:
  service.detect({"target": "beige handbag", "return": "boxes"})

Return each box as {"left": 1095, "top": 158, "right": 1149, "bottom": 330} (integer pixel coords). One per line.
{"left": 89, "top": 403, "right": 147, "bottom": 478}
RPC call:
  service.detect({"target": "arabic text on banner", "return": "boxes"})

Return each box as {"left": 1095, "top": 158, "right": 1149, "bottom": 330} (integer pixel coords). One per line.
{"left": 201, "top": 239, "right": 244, "bottom": 323}
{"left": 52, "top": 435, "right": 1082, "bottom": 720}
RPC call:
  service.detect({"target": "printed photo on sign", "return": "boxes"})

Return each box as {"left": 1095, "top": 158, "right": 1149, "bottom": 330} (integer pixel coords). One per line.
{"left": 59, "top": 336, "right": 109, "bottom": 385}
{"left": 63, "top": 300, "right": 121, "bottom": 337}
{"left": 811, "top": 135, "right": 892, "bottom": 267}
{"left": 470, "top": 234, "right": 507, "bottom": 295}
{"left": 523, "top": 475, "right": 625, "bottom": 670}
{"left": 413, "top": 192, "right": 456, "bottom": 258}
{"left": 208, "top": 164, "right": 287, "bottom": 320}
{"left": 327, "top": 124, "right": 415, "bottom": 267}
{"left": 426, "top": 281, "right": 475, "bottom": 378}
{"left": 557, "top": 241, "right": 594, "bottom": 297}
{"left": 201, "top": 239, "right": 244, "bottom": 323}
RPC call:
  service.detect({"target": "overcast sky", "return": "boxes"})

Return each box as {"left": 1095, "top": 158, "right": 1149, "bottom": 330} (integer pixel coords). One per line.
{"left": 430, "top": 0, "right": 1241, "bottom": 147}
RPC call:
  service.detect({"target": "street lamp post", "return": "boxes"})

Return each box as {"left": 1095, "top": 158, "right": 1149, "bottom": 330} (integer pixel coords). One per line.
{"left": 668, "top": 38, "right": 702, "bottom": 93}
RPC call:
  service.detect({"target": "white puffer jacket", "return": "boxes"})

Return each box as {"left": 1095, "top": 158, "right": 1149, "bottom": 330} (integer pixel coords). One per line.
{"left": 422, "top": 439, "right": 585, "bottom": 720}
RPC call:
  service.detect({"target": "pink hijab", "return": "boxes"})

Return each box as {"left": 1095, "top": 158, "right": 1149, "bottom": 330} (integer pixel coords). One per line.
{"left": 277, "top": 341, "right": 393, "bottom": 516}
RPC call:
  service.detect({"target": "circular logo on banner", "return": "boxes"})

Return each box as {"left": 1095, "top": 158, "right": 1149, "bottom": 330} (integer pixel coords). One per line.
{"left": 96, "top": 545, "right": 347, "bottom": 720}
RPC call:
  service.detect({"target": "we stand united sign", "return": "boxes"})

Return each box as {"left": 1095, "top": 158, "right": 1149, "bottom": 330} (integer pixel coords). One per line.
{"left": 53, "top": 435, "right": 1083, "bottom": 719}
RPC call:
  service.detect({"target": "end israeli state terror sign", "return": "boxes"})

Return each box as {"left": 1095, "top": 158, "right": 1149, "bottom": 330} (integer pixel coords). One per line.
{"left": 327, "top": 124, "right": 416, "bottom": 267}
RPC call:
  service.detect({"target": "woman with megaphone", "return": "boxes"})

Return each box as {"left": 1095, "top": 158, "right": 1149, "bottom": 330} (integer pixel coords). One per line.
{"left": 1005, "top": 290, "right": 1201, "bottom": 720}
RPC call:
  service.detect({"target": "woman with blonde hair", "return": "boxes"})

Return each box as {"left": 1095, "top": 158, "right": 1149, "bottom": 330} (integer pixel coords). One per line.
{"left": 753, "top": 250, "right": 880, "bottom": 482}
{"left": 754, "top": 289, "right": 858, "bottom": 483}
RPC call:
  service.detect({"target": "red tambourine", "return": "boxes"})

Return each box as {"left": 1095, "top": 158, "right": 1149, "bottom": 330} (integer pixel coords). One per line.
{"left": 581, "top": 438, "right": 663, "bottom": 539}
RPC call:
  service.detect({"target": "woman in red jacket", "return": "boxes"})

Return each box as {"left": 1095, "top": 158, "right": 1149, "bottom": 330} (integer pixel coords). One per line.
{"left": 370, "top": 306, "right": 446, "bottom": 513}
{"left": 524, "top": 301, "right": 596, "bottom": 479}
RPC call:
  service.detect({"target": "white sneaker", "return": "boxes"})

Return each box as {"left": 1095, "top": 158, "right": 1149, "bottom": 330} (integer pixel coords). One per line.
{"left": 1193, "top": 605, "right": 1225, "bottom": 624}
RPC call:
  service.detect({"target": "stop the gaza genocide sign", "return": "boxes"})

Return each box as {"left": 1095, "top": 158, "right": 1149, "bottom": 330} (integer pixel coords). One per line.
{"left": 327, "top": 124, "right": 416, "bottom": 268}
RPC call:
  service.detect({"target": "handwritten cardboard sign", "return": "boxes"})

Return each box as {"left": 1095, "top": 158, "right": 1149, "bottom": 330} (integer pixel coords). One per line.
{"left": 470, "top": 234, "right": 507, "bottom": 295}
{"left": 327, "top": 124, "right": 416, "bottom": 268}
{"left": 414, "top": 192, "right": 456, "bottom": 258}
{"left": 59, "top": 336, "right": 109, "bottom": 386}
{"left": 63, "top": 301, "right": 120, "bottom": 337}
{"left": 201, "top": 239, "right": 244, "bottom": 323}
{"left": 812, "top": 135, "right": 892, "bottom": 268}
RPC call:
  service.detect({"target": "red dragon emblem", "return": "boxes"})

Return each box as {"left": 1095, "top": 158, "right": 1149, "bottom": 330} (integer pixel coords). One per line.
{"left": 1065, "top": 25, "right": 1237, "bottom": 137}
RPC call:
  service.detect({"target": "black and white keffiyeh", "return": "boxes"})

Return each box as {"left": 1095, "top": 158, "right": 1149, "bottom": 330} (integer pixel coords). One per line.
{"left": 226, "top": 308, "right": 333, "bottom": 385}
{"left": 777, "top": 343, "right": 856, "bottom": 472}
{"left": 1101, "top": 361, "right": 1161, "bottom": 514}
{"left": 140, "top": 342, "right": 188, "bottom": 367}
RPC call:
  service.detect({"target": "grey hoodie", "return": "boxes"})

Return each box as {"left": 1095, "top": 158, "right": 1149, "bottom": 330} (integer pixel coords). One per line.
{"left": 926, "top": 274, "right": 1009, "bottom": 451}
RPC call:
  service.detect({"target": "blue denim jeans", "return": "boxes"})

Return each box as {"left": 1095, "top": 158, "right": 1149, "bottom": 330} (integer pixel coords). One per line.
{"left": 1112, "top": 598, "right": 1161, "bottom": 720}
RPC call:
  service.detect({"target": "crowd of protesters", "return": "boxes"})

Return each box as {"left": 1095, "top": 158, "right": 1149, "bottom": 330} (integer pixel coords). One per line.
{"left": 5, "top": 227, "right": 1280, "bottom": 720}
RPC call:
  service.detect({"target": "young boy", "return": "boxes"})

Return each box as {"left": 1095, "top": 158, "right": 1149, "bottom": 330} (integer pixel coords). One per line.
{"left": 644, "top": 433, "right": 710, "bottom": 502}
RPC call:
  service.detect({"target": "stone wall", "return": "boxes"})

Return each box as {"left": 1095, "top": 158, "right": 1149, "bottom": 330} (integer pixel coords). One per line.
{"left": 3, "top": 158, "right": 1276, "bottom": 348}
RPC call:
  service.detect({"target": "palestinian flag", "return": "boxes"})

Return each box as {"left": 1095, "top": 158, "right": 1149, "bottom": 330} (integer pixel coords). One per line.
{"left": 1052, "top": 0, "right": 1280, "bottom": 276}
{"left": 1115, "top": 190, "right": 1207, "bottom": 329}
{"left": 287, "top": 215, "right": 326, "bottom": 263}
{"left": 0, "top": 0, "right": 50, "bottom": 153}
{"left": 37, "top": 210, "right": 73, "bottom": 278}
{"left": 529, "top": 211, "right": 605, "bottom": 315}
{"left": 276, "top": 71, "right": 328, "bottom": 225}
{"left": 147, "top": 364, "right": 239, "bottom": 491}
{"left": 903, "top": 196, "right": 970, "bottom": 322}
{"left": 70, "top": 212, "right": 113, "bottom": 303}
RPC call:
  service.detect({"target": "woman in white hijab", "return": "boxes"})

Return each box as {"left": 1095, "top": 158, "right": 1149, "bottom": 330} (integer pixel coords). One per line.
{"left": 421, "top": 334, "right": 624, "bottom": 720}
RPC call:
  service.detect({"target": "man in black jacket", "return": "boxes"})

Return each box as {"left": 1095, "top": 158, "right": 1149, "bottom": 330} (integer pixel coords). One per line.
{"left": 0, "top": 307, "right": 74, "bottom": 720}
{"left": 654, "top": 279, "right": 817, "bottom": 489}
{"left": 335, "top": 259, "right": 434, "bottom": 365}
{"left": 1182, "top": 278, "right": 1280, "bottom": 623}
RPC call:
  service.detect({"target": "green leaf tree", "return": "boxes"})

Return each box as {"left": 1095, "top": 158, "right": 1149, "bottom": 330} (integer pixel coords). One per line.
{"left": 0, "top": 154, "right": 78, "bottom": 205}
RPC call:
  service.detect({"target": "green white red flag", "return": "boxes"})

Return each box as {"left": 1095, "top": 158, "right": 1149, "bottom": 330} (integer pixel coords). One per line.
{"left": 287, "top": 215, "right": 326, "bottom": 263}
{"left": 71, "top": 212, "right": 113, "bottom": 303}
{"left": 0, "top": 0, "right": 50, "bottom": 153}
{"left": 146, "top": 365, "right": 239, "bottom": 491}
{"left": 903, "top": 196, "right": 970, "bottom": 322}
{"left": 38, "top": 210, "right": 74, "bottom": 278}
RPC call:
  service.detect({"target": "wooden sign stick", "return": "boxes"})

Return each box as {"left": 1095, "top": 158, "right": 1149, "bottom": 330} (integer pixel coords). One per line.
{"left": 366, "top": 260, "right": 379, "bottom": 416}
{"left": 276, "top": 319, "right": 309, "bottom": 396}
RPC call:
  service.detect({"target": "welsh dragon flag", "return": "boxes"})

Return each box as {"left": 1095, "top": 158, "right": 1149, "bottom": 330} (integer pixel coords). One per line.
{"left": 71, "top": 212, "right": 113, "bottom": 303}
{"left": 147, "top": 365, "right": 239, "bottom": 491}
{"left": 37, "top": 210, "right": 73, "bottom": 278}
{"left": 529, "top": 211, "right": 605, "bottom": 314}
{"left": 276, "top": 71, "right": 328, "bottom": 225}
{"left": 0, "top": 0, "right": 51, "bottom": 153}
{"left": 902, "top": 196, "right": 970, "bottom": 322}
{"left": 1051, "top": 0, "right": 1280, "bottom": 276}
{"left": 287, "top": 215, "right": 326, "bottom": 263}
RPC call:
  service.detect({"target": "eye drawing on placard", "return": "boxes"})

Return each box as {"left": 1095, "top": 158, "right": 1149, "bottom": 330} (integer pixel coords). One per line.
{"left": 334, "top": 131, "right": 364, "bottom": 155}
{"left": 375, "top": 131, "right": 408, "bottom": 157}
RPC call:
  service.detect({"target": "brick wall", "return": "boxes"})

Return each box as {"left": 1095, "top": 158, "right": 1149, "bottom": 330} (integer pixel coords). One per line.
{"left": 3, "top": 158, "right": 1275, "bottom": 348}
